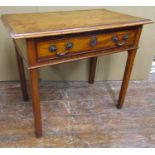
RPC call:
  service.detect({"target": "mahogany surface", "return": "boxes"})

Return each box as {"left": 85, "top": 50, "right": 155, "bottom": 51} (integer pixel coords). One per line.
{"left": 2, "top": 9, "right": 152, "bottom": 39}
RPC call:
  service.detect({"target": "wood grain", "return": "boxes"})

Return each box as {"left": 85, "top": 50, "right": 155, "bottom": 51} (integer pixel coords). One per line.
{"left": 36, "top": 28, "right": 137, "bottom": 60}
{"left": 1, "top": 9, "right": 152, "bottom": 39}
{"left": 28, "top": 46, "right": 138, "bottom": 70}
{"left": 27, "top": 39, "right": 42, "bottom": 137}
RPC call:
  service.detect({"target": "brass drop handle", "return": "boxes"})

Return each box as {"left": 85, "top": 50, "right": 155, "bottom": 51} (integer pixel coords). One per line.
{"left": 112, "top": 34, "right": 129, "bottom": 47}
{"left": 56, "top": 42, "right": 73, "bottom": 57}
{"left": 49, "top": 42, "right": 73, "bottom": 57}
{"left": 56, "top": 51, "right": 69, "bottom": 57}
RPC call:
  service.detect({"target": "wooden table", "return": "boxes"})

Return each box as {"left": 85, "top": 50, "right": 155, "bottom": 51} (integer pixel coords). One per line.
{"left": 2, "top": 9, "right": 152, "bottom": 138}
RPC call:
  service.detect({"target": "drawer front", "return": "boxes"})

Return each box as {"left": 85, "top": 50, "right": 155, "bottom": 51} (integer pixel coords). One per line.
{"left": 36, "top": 29, "right": 137, "bottom": 61}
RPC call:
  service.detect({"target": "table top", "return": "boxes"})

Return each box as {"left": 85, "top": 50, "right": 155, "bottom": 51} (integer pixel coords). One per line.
{"left": 1, "top": 9, "right": 152, "bottom": 39}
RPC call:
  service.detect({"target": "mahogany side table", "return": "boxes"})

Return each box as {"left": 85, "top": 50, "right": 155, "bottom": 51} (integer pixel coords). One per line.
{"left": 2, "top": 9, "right": 152, "bottom": 137}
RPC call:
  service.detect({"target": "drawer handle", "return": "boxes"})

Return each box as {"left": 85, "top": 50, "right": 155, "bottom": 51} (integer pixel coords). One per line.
{"left": 90, "top": 37, "right": 97, "bottom": 47}
{"left": 66, "top": 42, "right": 73, "bottom": 49}
{"left": 49, "top": 45, "right": 57, "bottom": 52}
{"left": 49, "top": 45, "right": 69, "bottom": 57}
{"left": 56, "top": 51, "right": 69, "bottom": 57}
{"left": 112, "top": 34, "right": 129, "bottom": 47}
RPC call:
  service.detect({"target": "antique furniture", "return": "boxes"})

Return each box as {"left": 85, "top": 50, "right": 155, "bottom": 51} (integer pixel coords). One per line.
{"left": 2, "top": 9, "right": 152, "bottom": 138}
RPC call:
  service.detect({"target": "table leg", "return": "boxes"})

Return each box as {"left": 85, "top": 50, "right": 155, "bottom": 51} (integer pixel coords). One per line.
{"left": 29, "top": 69, "right": 42, "bottom": 138}
{"left": 117, "top": 49, "right": 137, "bottom": 109}
{"left": 15, "top": 48, "right": 29, "bottom": 101}
{"left": 88, "top": 57, "right": 98, "bottom": 84}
